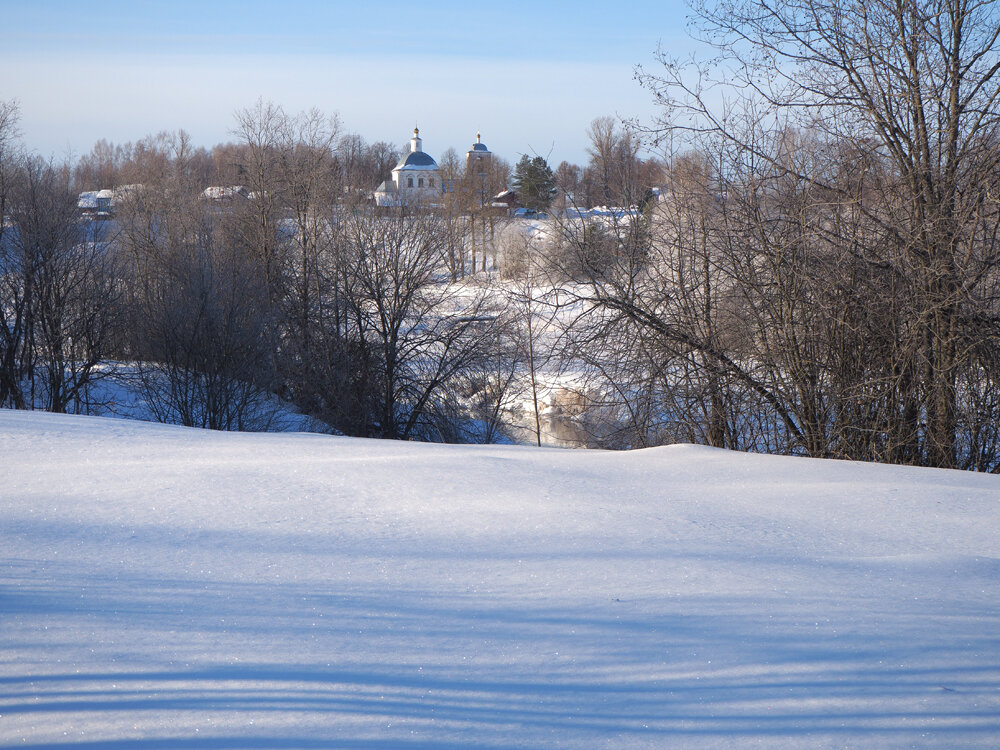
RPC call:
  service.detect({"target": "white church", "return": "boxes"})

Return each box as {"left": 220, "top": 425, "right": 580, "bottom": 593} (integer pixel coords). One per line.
{"left": 373, "top": 127, "right": 440, "bottom": 207}
{"left": 373, "top": 127, "right": 491, "bottom": 207}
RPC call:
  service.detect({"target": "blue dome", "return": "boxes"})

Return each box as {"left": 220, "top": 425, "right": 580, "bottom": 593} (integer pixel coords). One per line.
{"left": 396, "top": 150, "right": 438, "bottom": 169}
{"left": 471, "top": 142, "right": 489, "bottom": 152}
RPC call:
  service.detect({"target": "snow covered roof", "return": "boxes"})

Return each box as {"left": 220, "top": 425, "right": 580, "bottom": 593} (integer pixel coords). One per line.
{"left": 564, "top": 205, "right": 638, "bottom": 220}
{"left": 203, "top": 185, "right": 248, "bottom": 200}
{"left": 394, "top": 151, "right": 438, "bottom": 170}
{"left": 78, "top": 189, "right": 116, "bottom": 212}
{"left": 393, "top": 125, "right": 439, "bottom": 172}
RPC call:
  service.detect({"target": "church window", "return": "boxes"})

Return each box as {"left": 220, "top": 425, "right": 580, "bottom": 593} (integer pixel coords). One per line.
{"left": 418, "top": 178, "right": 425, "bottom": 187}
{"left": 429, "top": 178, "right": 435, "bottom": 187}
{"left": 407, "top": 177, "right": 414, "bottom": 188}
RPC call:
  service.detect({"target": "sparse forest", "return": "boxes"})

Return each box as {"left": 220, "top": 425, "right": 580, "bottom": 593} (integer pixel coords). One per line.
{"left": 2, "top": 0, "right": 999, "bottom": 471}
{"left": 574, "top": 0, "right": 1000, "bottom": 471}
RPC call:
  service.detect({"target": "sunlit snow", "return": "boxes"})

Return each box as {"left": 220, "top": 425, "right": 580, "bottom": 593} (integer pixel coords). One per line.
{"left": 2, "top": 410, "right": 999, "bottom": 748}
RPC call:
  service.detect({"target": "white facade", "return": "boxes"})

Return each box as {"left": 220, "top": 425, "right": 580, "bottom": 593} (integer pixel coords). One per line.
{"left": 374, "top": 127, "right": 441, "bottom": 206}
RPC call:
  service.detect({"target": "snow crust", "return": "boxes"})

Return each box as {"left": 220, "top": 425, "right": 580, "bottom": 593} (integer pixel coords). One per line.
{"left": 2, "top": 409, "right": 999, "bottom": 748}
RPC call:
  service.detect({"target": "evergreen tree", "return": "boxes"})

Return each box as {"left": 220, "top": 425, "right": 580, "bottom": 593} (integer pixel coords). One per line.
{"left": 512, "top": 155, "right": 556, "bottom": 213}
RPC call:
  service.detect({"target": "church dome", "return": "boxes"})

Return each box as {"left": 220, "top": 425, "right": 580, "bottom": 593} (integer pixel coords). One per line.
{"left": 396, "top": 150, "right": 438, "bottom": 169}
{"left": 394, "top": 125, "right": 439, "bottom": 171}
{"left": 470, "top": 131, "right": 489, "bottom": 152}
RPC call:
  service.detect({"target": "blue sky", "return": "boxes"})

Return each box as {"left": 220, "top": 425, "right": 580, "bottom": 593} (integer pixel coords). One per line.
{"left": 1, "top": 1, "right": 693, "bottom": 167}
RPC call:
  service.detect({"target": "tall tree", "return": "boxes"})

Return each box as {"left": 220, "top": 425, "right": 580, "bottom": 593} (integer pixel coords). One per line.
{"left": 231, "top": 99, "right": 289, "bottom": 300}
{"left": 554, "top": 160, "right": 582, "bottom": 207}
{"left": 624, "top": 0, "right": 1000, "bottom": 468}
{"left": 0, "top": 101, "right": 25, "bottom": 407}
{"left": 586, "top": 116, "right": 641, "bottom": 206}
{"left": 3, "top": 156, "right": 122, "bottom": 413}
{"left": 339, "top": 208, "right": 500, "bottom": 440}
{"left": 512, "top": 155, "right": 556, "bottom": 213}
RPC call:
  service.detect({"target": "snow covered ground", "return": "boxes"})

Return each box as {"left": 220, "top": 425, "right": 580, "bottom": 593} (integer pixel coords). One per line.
{"left": 2, "top": 409, "right": 999, "bottom": 748}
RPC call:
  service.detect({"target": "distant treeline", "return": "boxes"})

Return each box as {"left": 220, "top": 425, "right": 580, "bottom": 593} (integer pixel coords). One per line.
{"left": 4, "top": 0, "right": 1000, "bottom": 474}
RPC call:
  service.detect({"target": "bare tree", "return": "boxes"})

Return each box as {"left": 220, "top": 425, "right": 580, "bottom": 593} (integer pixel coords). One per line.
{"left": 134, "top": 239, "right": 277, "bottom": 430}
{"left": 554, "top": 160, "right": 582, "bottom": 209}
{"left": 0, "top": 99, "right": 24, "bottom": 407}
{"left": 73, "top": 139, "right": 128, "bottom": 190}
{"left": 339, "top": 208, "right": 501, "bottom": 440}
{"left": 586, "top": 116, "right": 642, "bottom": 206}
{"left": 278, "top": 108, "right": 341, "bottom": 371}
{"left": 335, "top": 133, "right": 399, "bottom": 197}
{"left": 111, "top": 128, "right": 279, "bottom": 430}
{"left": 3, "top": 155, "right": 122, "bottom": 412}
{"left": 231, "top": 100, "right": 290, "bottom": 299}
{"left": 121, "top": 187, "right": 278, "bottom": 429}
{"left": 610, "top": 0, "right": 1000, "bottom": 468}
{"left": 458, "top": 305, "right": 525, "bottom": 443}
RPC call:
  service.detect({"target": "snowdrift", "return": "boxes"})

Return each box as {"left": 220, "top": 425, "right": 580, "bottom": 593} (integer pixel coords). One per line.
{"left": 2, "top": 410, "right": 999, "bottom": 748}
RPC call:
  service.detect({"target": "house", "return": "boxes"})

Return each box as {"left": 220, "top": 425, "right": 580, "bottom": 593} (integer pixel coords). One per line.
{"left": 77, "top": 189, "right": 115, "bottom": 218}
{"left": 491, "top": 190, "right": 519, "bottom": 213}
{"left": 202, "top": 185, "right": 250, "bottom": 203}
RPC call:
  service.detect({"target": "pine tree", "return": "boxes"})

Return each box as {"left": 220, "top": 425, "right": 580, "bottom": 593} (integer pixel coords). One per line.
{"left": 512, "top": 155, "right": 556, "bottom": 213}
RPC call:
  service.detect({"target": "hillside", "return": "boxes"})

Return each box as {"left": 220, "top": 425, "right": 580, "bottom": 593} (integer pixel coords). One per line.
{"left": 2, "top": 410, "right": 999, "bottom": 748}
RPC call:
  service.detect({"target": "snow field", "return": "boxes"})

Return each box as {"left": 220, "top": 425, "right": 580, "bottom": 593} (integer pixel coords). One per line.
{"left": 1, "top": 410, "right": 999, "bottom": 748}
